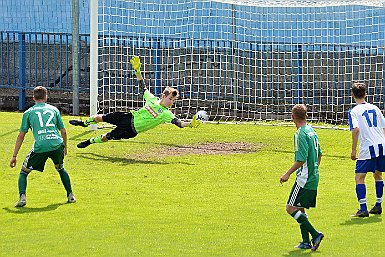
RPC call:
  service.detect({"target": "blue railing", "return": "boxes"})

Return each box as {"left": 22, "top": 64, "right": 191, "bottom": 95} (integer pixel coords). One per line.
{"left": 2, "top": 31, "right": 385, "bottom": 113}
{"left": 0, "top": 31, "right": 90, "bottom": 109}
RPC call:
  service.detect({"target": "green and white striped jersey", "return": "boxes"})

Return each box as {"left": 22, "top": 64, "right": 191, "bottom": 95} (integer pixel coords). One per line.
{"left": 294, "top": 124, "right": 322, "bottom": 190}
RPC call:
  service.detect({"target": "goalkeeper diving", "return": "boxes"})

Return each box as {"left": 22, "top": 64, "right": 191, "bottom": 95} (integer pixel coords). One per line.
{"left": 70, "top": 56, "right": 201, "bottom": 148}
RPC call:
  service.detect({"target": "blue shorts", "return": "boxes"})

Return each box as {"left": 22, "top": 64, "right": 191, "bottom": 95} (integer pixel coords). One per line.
{"left": 356, "top": 156, "right": 385, "bottom": 173}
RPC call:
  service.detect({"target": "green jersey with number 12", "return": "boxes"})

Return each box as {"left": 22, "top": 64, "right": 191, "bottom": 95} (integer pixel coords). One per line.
{"left": 294, "top": 124, "right": 322, "bottom": 190}
{"left": 20, "top": 103, "right": 64, "bottom": 153}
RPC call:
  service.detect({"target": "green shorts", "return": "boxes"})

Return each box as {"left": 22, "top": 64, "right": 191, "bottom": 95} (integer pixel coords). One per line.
{"left": 22, "top": 144, "right": 65, "bottom": 172}
{"left": 287, "top": 182, "right": 317, "bottom": 209}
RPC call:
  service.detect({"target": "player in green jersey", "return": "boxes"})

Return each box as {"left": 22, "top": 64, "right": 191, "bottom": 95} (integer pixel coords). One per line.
{"left": 9, "top": 86, "right": 76, "bottom": 207}
{"left": 280, "top": 104, "right": 324, "bottom": 251}
{"left": 69, "top": 56, "right": 201, "bottom": 148}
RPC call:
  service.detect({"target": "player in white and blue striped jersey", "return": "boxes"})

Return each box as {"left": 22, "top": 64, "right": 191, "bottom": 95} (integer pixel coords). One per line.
{"left": 349, "top": 82, "right": 385, "bottom": 217}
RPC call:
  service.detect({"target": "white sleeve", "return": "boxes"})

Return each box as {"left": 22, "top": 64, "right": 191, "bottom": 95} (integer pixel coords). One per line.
{"left": 377, "top": 108, "right": 385, "bottom": 129}
{"left": 349, "top": 109, "right": 359, "bottom": 130}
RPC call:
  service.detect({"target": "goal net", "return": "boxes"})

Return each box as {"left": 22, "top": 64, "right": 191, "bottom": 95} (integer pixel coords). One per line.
{"left": 90, "top": 0, "right": 385, "bottom": 124}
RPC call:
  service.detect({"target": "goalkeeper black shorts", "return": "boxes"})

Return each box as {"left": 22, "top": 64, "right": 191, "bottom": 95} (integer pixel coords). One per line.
{"left": 102, "top": 112, "right": 137, "bottom": 140}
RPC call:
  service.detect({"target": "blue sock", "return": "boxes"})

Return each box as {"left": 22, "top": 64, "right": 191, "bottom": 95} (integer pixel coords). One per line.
{"left": 375, "top": 180, "right": 384, "bottom": 207}
{"left": 356, "top": 184, "right": 367, "bottom": 212}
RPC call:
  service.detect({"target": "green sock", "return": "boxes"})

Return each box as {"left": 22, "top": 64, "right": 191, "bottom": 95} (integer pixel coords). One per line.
{"left": 58, "top": 168, "right": 73, "bottom": 195}
{"left": 18, "top": 172, "right": 28, "bottom": 195}
{"left": 85, "top": 117, "right": 97, "bottom": 125}
{"left": 291, "top": 210, "right": 318, "bottom": 238}
{"left": 300, "top": 224, "right": 310, "bottom": 243}
{"left": 90, "top": 135, "right": 104, "bottom": 144}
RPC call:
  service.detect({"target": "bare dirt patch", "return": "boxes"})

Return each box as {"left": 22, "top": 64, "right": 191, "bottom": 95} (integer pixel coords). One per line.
{"left": 139, "top": 142, "right": 263, "bottom": 160}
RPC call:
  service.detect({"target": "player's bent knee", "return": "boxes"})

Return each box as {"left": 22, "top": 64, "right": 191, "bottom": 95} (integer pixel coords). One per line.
{"left": 20, "top": 170, "right": 30, "bottom": 176}
{"left": 55, "top": 163, "right": 64, "bottom": 171}
{"left": 105, "top": 132, "right": 115, "bottom": 140}
{"left": 21, "top": 165, "right": 32, "bottom": 174}
{"left": 286, "top": 204, "right": 297, "bottom": 214}
{"left": 355, "top": 173, "right": 366, "bottom": 184}
{"left": 373, "top": 171, "right": 383, "bottom": 180}
{"left": 94, "top": 115, "right": 103, "bottom": 122}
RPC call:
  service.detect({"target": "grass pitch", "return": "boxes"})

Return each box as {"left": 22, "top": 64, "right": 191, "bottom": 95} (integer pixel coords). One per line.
{"left": 0, "top": 111, "right": 383, "bottom": 256}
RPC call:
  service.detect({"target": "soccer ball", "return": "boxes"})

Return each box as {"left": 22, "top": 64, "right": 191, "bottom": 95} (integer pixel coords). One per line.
{"left": 196, "top": 110, "right": 209, "bottom": 121}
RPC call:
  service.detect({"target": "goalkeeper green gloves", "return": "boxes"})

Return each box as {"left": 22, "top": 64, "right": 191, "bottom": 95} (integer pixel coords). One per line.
{"left": 189, "top": 115, "right": 201, "bottom": 128}
{"left": 130, "top": 56, "right": 141, "bottom": 76}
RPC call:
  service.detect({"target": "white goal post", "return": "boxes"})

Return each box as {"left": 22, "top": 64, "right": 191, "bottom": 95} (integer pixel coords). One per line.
{"left": 89, "top": 0, "right": 99, "bottom": 130}
{"left": 89, "top": 0, "right": 385, "bottom": 124}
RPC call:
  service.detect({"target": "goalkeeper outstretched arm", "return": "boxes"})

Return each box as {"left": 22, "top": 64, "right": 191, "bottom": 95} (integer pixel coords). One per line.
{"left": 136, "top": 75, "right": 147, "bottom": 94}
{"left": 130, "top": 56, "right": 147, "bottom": 94}
{"left": 171, "top": 115, "right": 201, "bottom": 128}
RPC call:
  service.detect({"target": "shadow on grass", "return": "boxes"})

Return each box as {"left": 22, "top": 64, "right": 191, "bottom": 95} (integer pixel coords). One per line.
{"left": 340, "top": 214, "right": 382, "bottom": 225}
{"left": 77, "top": 152, "right": 171, "bottom": 165}
{"left": 3, "top": 202, "right": 65, "bottom": 214}
{"left": 69, "top": 130, "right": 95, "bottom": 141}
{"left": 0, "top": 128, "right": 19, "bottom": 138}
{"left": 268, "top": 148, "right": 350, "bottom": 160}
{"left": 133, "top": 141, "right": 197, "bottom": 147}
{"left": 283, "top": 249, "right": 316, "bottom": 256}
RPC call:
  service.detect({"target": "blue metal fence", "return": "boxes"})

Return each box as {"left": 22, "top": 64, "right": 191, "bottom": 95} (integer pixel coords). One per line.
{"left": 0, "top": 31, "right": 90, "bottom": 110}
{"left": 1, "top": 30, "right": 385, "bottom": 116}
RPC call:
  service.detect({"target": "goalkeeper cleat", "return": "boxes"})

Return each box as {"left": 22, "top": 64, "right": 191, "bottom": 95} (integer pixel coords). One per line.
{"left": 294, "top": 242, "right": 312, "bottom": 249}
{"left": 69, "top": 119, "right": 88, "bottom": 127}
{"left": 369, "top": 205, "right": 382, "bottom": 214}
{"left": 67, "top": 192, "right": 76, "bottom": 203}
{"left": 77, "top": 139, "right": 91, "bottom": 148}
{"left": 351, "top": 209, "right": 369, "bottom": 217}
{"left": 15, "top": 194, "right": 26, "bottom": 207}
{"left": 311, "top": 232, "right": 324, "bottom": 251}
